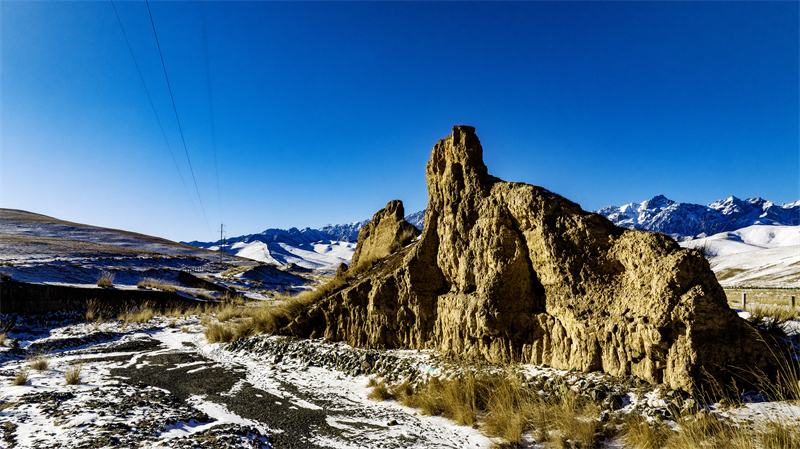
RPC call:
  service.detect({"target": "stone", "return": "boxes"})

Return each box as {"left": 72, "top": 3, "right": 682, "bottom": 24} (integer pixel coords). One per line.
{"left": 348, "top": 200, "right": 421, "bottom": 274}
{"left": 334, "top": 262, "right": 348, "bottom": 281}
{"left": 283, "top": 125, "right": 777, "bottom": 393}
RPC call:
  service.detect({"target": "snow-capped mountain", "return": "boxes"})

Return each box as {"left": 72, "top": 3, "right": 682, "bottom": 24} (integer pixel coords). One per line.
{"left": 405, "top": 209, "right": 426, "bottom": 230}
{"left": 597, "top": 195, "right": 800, "bottom": 239}
{"left": 317, "top": 220, "right": 370, "bottom": 242}
{"left": 183, "top": 212, "right": 425, "bottom": 269}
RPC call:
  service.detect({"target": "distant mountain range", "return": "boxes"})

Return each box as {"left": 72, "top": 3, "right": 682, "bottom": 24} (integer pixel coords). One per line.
{"left": 597, "top": 195, "right": 800, "bottom": 239}
{"left": 182, "top": 214, "right": 422, "bottom": 269}
{"left": 183, "top": 195, "right": 799, "bottom": 268}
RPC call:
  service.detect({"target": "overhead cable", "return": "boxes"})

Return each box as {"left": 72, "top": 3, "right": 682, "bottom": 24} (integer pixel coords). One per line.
{"left": 109, "top": 0, "right": 201, "bottom": 221}
{"left": 145, "top": 0, "right": 211, "bottom": 234}
{"left": 201, "top": 0, "right": 223, "bottom": 224}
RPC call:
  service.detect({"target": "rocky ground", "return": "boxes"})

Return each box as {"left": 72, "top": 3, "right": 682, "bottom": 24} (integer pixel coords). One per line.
{"left": 0, "top": 313, "right": 492, "bottom": 448}
{"left": 4, "top": 311, "right": 797, "bottom": 449}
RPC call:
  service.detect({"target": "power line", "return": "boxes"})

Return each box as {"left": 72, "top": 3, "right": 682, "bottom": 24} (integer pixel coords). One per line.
{"left": 145, "top": 0, "right": 211, "bottom": 234}
{"left": 109, "top": 0, "right": 202, "bottom": 221}
{"left": 201, "top": 0, "right": 222, "bottom": 224}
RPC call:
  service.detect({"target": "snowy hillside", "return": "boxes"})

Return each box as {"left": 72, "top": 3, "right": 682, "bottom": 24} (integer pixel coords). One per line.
{"left": 679, "top": 225, "right": 800, "bottom": 257}
{"left": 597, "top": 195, "right": 800, "bottom": 238}
{"left": 709, "top": 245, "right": 800, "bottom": 287}
{"left": 678, "top": 225, "right": 800, "bottom": 287}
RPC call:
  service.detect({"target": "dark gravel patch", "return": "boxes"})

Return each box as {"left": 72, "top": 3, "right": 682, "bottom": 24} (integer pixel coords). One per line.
{"left": 110, "top": 342, "right": 339, "bottom": 449}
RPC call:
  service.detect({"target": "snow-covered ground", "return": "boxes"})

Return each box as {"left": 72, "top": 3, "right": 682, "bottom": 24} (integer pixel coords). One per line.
{"left": 0, "top": 315, "right": 494, "bottom": 448}
{"left": 679, "top": 225, "right": 800, "bottom": 287}
{"left": 3, "top": 311, "right": 800, "bottom": 449}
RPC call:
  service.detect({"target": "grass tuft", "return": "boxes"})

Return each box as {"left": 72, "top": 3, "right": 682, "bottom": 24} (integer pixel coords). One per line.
{"left": 203, "top": 321, "right": 253, "bottom": 343}
{"left": 367, "top": 378, "right": 392, "bottom": 401}
{"left": 13, "top": 370, "right": 28, "bottom": 386}
{"left": 85, "top": 298, "right": 104, "bottom": 322}
{"left": 235, "top": 279, "right": 347, "bottom": 337}
{"left": 367, "top": 370, "right": 605, "bottom": 447}
{"left": 30, "top": 357, "right": 49, "bottom": 371}
{"left": 96, "top": 270, "right": 115, "bottom": 288}
{"left": 64, "top": 364, "right": 82, "bottom": 385}
{"left": 136, "top": 277, "right": 177, "bottom": 292}
{"left": 117, "top": 302, "right": 155, "bottom": 323}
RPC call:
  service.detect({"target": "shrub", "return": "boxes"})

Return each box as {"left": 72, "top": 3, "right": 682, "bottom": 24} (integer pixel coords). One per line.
{"left": 30, "top": 358, "right": 48, "bottom": 371}
{"left": 367, "top": 378, "right": 392, "bottom": 401}
{"left": 64, "top": 364, "right": 82, "bottom": 385}
{"left": 136, "top": 277, "right": 177, "bottom": 292}
{"left": 85, "top": 298, "right": 102, "bottom": 322}
{"left": 13, "top": 370, "right": 28, "bottom": 386}
{"left": 96, "top": 271, "right": 115, "bottom": 288}
{"left": 203, "top": 321, "right": 253, "bottom": 343}
{"left": 117, "top": 302, "right": 155, "bottom": 323}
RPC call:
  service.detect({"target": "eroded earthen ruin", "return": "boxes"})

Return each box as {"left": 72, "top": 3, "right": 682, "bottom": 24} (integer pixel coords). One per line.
{"left": 284, "top": 126, "right": 775, "bottom": 392}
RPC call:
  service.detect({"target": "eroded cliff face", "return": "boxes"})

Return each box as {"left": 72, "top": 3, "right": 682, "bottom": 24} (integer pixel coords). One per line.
{"left": 284, "top": 126, "right": 774, "bottom": 392}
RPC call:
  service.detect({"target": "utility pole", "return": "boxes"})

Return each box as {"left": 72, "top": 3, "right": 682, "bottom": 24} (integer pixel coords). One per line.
{"left": 218, "top": 223, "right": 225, "bottom": 264}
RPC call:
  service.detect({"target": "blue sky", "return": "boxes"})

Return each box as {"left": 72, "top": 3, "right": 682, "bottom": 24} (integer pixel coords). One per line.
{"left": 2, "top": 1, "right": 798, "bottom": 243}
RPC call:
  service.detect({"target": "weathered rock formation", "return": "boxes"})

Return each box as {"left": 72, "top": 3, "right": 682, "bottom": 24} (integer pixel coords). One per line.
{"left": 285, "top": 126, "right": 775, "bottom": 392}
{"left": 349, "top": 200, "right": 421, "bottom": 273}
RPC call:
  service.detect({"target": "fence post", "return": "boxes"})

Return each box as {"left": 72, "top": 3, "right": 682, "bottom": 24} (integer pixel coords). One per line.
{"left": 742, "top": 292, "right": 747, "bottom": 310}
{"left": 792, "top": 295, "right": 796, "bottom": 309}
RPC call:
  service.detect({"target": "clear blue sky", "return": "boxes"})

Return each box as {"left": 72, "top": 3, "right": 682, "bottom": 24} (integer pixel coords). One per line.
{"left": 2, "top": 1, "right": 798, "bottom": 243}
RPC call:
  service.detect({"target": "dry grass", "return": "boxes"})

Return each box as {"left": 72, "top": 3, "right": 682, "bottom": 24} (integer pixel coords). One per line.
{"left": 218, "top": 291, "right": 246, "bottom": 305}
{"left": 215, "top": 303, "right": 245, "bottom": 322}
{"left": 203, "top": 321, "right": 253, "bottom": 343}
{"left": 117, "top": 302, "right": 155, "bottom": 323}
{"left": 85, "top": 298, "right": 104, "bottom": 322}
{"left": 621, "top": 409, "right": 800, "bottom": 449}
{"left": 13, "top": 369, "right": 28, "bottom": 386}
{"left": 725, "top": 288, "right": 800, "bottom": 308}
{"left": 136, "top": 277, "right": 177, "bottom": 292}
{"left": 0, "top": 333, "right": 8, "bottom": 347}
{"left": 367, "top": 378, "right": 392, "bottom": 401}
{"left": 388, "top": 227, "right": 419, "bottom": 253}
{"left": 367, "top": 370, "right": 602, "bottom": 447}
{"left": 621, "top": 346, "right": 800, "bottom": 449}
{"left": 243, "top": 279, "right": 347, "bottom": 334}
{"left": 201, "top": 278, "right": 349, "bottom": 344}
{"left": 64, "top": 364, "right": 82, "bottom": 385}
{"left": 620, "top": 415, "right": 670, "bottom": 449}
{"left": 29, "top": 357, "right": 49, "bottom": 371}
{"left": 746, "top": 304, "right": 799, "bottom": 337}
{"left": 96, "top": 270, "right": 115, "bottom": 288}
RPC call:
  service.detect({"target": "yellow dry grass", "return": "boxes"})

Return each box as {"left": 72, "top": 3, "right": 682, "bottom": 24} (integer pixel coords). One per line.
{"left": 29, "top": 357, "right": 48, "bottom": 371}
{"left": 368, "top": 370, "right": 602, "bottom": 447}
{"left": 136, "top": 277, "right": 177, "bottom": 292}
{"left": 117, "top": 302, "right": 155, "bottom": 323}
{"left": 13, "top": 369, "right": 28, "bottom": 386}
{"left": 96, "top": 270, "right": 115, "bottom": 288}
{"left": 64, "top": 364, "right": 82, "bottom": 385}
